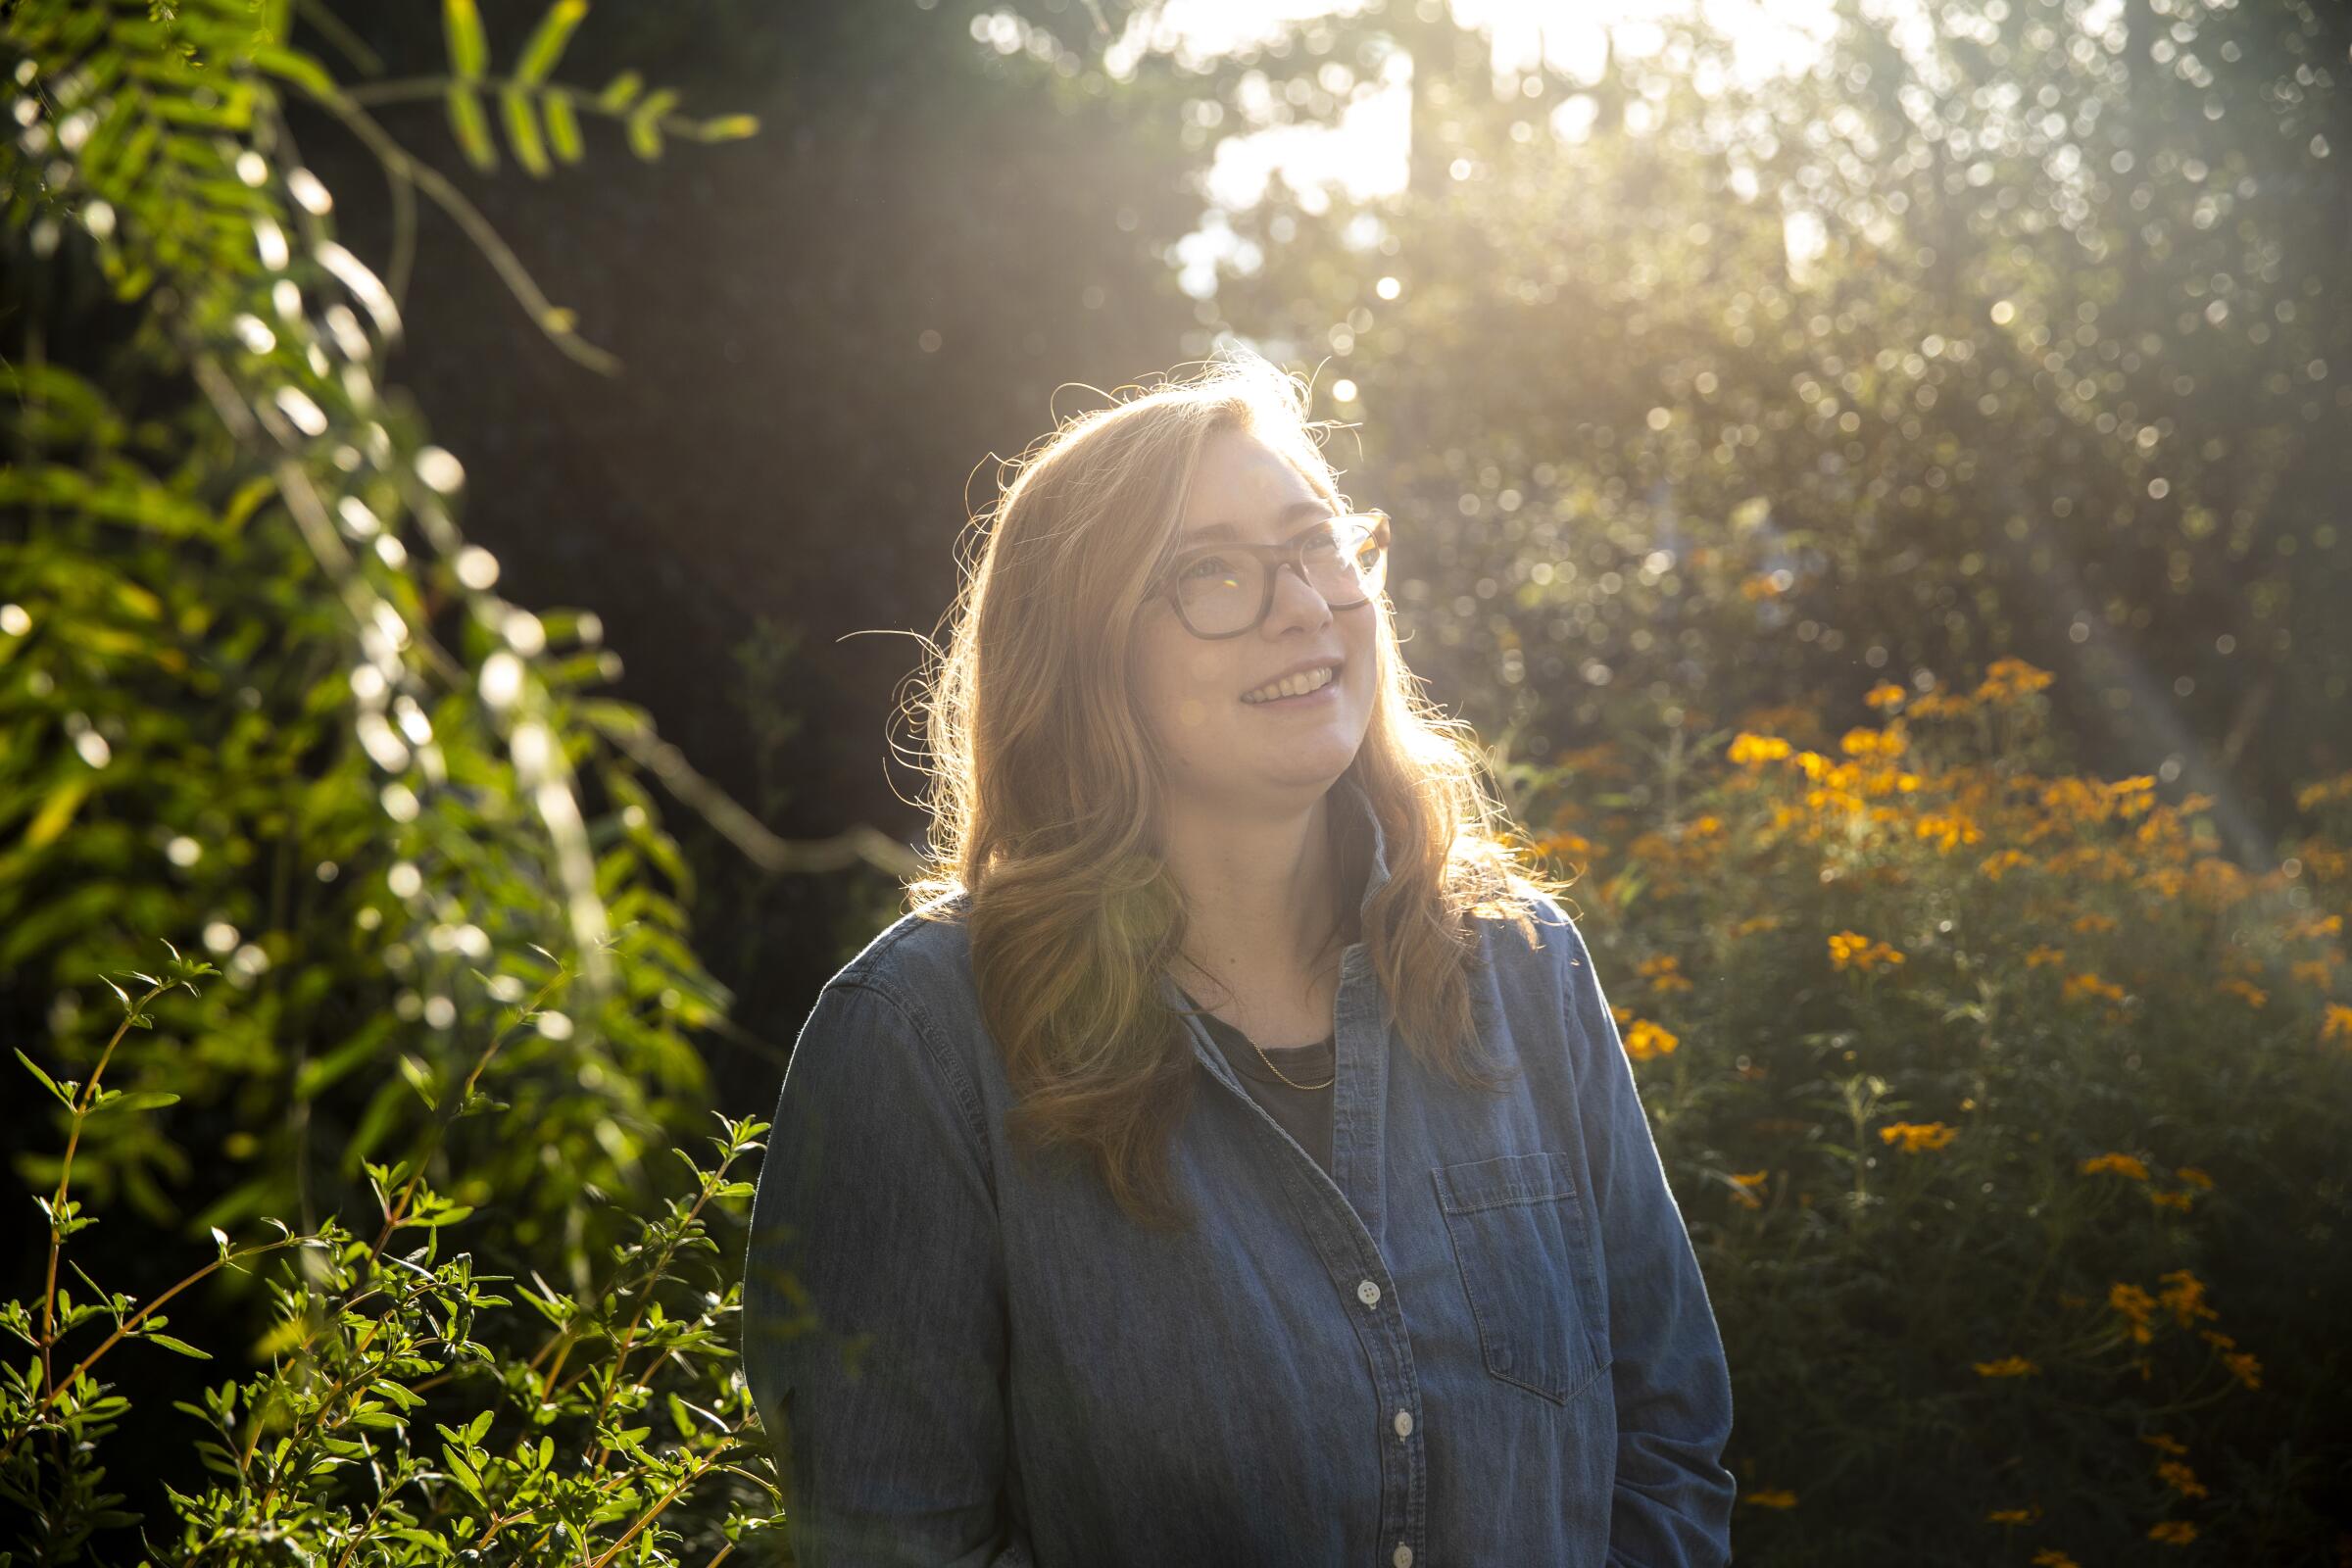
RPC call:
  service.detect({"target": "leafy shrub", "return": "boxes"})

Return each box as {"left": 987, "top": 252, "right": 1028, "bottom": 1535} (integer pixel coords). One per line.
{"left": 5, "top": 943, "right": 783, "bottom": 1562}
{"left": 1514, "top": 659, "right": 2352, "bottom": 1562}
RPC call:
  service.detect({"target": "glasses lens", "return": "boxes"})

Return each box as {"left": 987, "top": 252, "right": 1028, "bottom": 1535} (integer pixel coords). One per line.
{"left": 1303, "top": 516, "right": 1386, "bottom": 603}
{"left": 1173, "top": 552, "right": 1261, "bottom": 636}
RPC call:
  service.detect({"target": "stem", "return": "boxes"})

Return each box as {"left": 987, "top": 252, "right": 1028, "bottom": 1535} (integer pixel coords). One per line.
{"left": 370, "top": 972, "right": 569, "bottom": 1260}
{"left": 3, "top": 1240, "right": 298, "bottom": 1465}
{"left": 580, "top": 1182, "right": 722, "bottom": 1465}
{"left": 39, "top": 977, "right": 168, "bottom": 1400}
{"left": 279, "top": 77, "right": 621, "bottom": 374}
{"left": 583, "top": 1450, "right": 727, "bottom": 1568}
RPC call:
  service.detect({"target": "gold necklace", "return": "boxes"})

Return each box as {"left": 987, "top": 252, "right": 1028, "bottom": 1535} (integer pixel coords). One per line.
{"left": 1176, "top": 952, "right": 1341, "bottom": 1093}
{"left": 1246, "top": 1030, "right": 1335, "bottom": 1092}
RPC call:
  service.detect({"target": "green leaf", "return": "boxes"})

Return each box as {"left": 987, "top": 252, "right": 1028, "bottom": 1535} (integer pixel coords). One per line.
{"left": 16, "top": 1049, "right": 72, "bottom": 1108}
{"left": 445, "top": 83, "right": 498, "bottom": 172}
{"left": 443, "top": 0, "right": 489, "bottom": 78}
{"left": 693, "top": 114, "right": 760, "bottom": 142}
{"left": 596, "top": 70, "right": 642, "bottom": 111}
{"left": 397, "top": 1053, "right": 439, "bottom": 1110}
{"left": 501, "top": 87, "right": 551, "bottom": 177}
{"left": 250, "top": 43, "right": 338, "bottom": 101}
{"left": 144, "top": 1333, "right": 214, "bottom": 1359}
{"left": 91, "top": 1089, "right": 180, "bottom": 1114}
{"left": 515, "top": 0, "right": 587, "bottom": 84}
{"left": 544, "top": 89, "right": 583, "bottom": 163}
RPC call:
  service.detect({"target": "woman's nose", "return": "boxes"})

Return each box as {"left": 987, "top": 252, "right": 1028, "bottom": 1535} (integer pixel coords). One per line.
{"left": 1266, "top": 561, "right": 1333, "bottom": 630}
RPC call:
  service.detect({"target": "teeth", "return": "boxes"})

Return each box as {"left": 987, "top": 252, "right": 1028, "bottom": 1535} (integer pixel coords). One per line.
{"left": 1242, "top": 664, "right": 1336, "bottom": 704}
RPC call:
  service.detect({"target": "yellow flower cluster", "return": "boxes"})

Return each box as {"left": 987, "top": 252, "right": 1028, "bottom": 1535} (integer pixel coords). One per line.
{"left": 2109, "top": 1282, "right": 2158, "bottom": 1345}
{"left": 2030, "top": 1549, "right": 2081, "bottom": 1568}
{"left": 2324, "top": 1003, "right": 2352, "bottom": 1046}
{"left": 1978, "top": 847, "right": 2032, "bottom": 880}
{"left": 1742, "top": 1488, "right": 1797, "bottom": 1509}
{"left": 2156, "top": 1269, "right": 2218, "bottom": 1327}
{"left": 2148, "top": 1520, "right": 2198, "bottom": 1544}
{"left": 2156, "top": 1459, "right": 2208, "bottom": 1499}
{"left": 2061, "top": 971, "right": 2126, "bottom": 1004}
{"left": 1879, "top": 1120, "right": 1958, "bottom": 1153}
{"left": 2024, "top": 944, "right": 2066, "bottom": 968}
{"left": 1977, "top": 656, "right": 2056, "bottom": 703}
{"left": 1972, "top": 1354, "right": 2037, "bottom": 1378}
{"left": 1863, "top": 681, "right": 1907, "bottom": 710}
{"left": 2081, "top": 1152, "right": 2149, "bottom": 1180}
{"left": 1913, "top": 810, "right": 1984, "bottom": 852}
{"left": 2216, "top": 976, "right": 2268, "bottom": 1009}
{"left": 1623, "top": 1018, "right": 1680, "bottom": 1062}
{"left": 1727, "top": 731, "right": 1793, "bottom": 765}
{"left": 1638, "top": 954, "right": 1694, "bottom": 993}
{"left": 1840, "top": 725, "right": 1908, "bottom": 760}
{"left": 1727, "top": 1169, "right": 1769, "bottom": 1209}
{"left": 2292, "top": 767, "right": 2352, "bottom": 811}
{"left": 1829, "top": 930, "right": 1905, "bottom": 971}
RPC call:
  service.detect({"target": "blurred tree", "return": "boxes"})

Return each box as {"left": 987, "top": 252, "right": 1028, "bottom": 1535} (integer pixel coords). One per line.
{"left": 1058, "top": 0, "right": 2350, "bottom": 863}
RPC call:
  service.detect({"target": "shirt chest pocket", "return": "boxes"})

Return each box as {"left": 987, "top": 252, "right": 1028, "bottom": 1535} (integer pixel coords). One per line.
{"left": 1433, "top": 1151, "right": 1611, "bottom": 1404}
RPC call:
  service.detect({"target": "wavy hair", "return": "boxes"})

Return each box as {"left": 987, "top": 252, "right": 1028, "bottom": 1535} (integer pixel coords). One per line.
{"left": 906, "top": 350, "right": 1567, "bottom": 1231}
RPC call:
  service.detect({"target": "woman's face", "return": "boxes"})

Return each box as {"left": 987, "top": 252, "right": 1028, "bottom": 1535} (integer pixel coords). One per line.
{"left": 1129, "top": 425, "right": 1380, "bottom": 817}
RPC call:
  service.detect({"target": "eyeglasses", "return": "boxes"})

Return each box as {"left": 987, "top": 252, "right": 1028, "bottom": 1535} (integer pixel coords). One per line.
{"left": 1148, "top": 511, "right": 1392, "bottom": 640}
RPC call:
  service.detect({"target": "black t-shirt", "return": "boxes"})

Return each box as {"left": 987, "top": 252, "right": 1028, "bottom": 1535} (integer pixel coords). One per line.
{"left": 1179, "top": 989, "right": 1336, "bottom": 1178}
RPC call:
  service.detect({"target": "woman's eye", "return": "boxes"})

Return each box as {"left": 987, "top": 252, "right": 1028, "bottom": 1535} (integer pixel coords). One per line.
{"left": 1181, "top": 555, "right": 1233, "bottom": 581}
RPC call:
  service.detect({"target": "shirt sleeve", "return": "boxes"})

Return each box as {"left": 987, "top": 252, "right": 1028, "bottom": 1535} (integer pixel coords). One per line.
{"left": 742, "top": 977, "right": 1028, "bottom": 1568}
{"left": 1549, "top": 908, "right": 1739, "bottom": 1565}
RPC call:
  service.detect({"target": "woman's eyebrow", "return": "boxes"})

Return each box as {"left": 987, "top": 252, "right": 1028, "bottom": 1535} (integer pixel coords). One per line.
{"left": 1179, "top": 500, "right": 1339, "bottom": 544}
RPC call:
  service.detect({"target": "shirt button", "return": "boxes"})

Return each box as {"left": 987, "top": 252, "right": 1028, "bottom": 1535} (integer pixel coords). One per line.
{"left": 1393, "top": 1408, "right": 1413, "bottom": 1440}
{"left": 1357, "top": 1278, "right": 1381, "bottom": 1307}
{"left": 1392, "top": 1544, "right": 1413, "bottom": 1568}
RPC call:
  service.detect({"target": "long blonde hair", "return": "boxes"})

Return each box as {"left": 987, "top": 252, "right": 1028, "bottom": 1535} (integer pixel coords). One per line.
{"left": 906, "top": 351, "right": 1566, "bottom": 1231}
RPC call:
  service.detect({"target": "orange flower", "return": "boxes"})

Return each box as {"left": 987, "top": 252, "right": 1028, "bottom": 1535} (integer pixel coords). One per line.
{"left": 1984, "top": 1504, "right": 2041, "bottom": 1524}
{"left": 2148, "top": 1520, "right": 2198, "bottom": 1545}
{"left": 1728, "top": 732, "right": 1792, "bottom": 765}
{"left": 2109, "top": 1283, "right": 2157, "bottom": 1345}
{"left": 1972, "top": 1355, "right": 2037, "bottom": 1378}
{"left": 2323, "top": 1003, "right": 2352, "bottom": 1046}
{"left": 1879, "top": 1120, "right": 1958, "bottom": 1153}
{"left": 2062, "top": 971, "right": 2126, "bottom": 1003}
{"left": 2156, "top": 1270, "right": 2217, "bottom": 1325}
{"left": 1624, "top": 1018, "right": 1680, "bottom": 1062}
{"left": 1742, "top": 1489, "right": 1797, "bottom": 1508}
{"left": 2217, "top": 976, "right": 2268, "bottom": 1008}
{"left": 1829, "top": 930, "right": 1906, "bottom": 971}
{"left": 2081, "top": 1152, "right": 2150, "bottom": 1181}
{"left": 2156, "top": 1460, "right": 2209, "bottom": 1499}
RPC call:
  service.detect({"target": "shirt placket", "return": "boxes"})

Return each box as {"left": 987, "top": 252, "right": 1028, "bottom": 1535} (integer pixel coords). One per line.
{"left": 1174, "top": 948, "right": 1430, "bottom": 1568}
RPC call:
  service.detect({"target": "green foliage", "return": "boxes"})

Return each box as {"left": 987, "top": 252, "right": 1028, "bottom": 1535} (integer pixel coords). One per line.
{"left": 0, "top": 0, "right": 755, "bottom": 1280}
{"left": 0, "top": 2, "right": 805, "bottom": 1557}
{"left": 3, "top": 948, "right": 783, "bottom": 1562}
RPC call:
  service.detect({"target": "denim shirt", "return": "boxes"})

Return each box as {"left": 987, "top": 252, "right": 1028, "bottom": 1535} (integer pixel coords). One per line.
{"left": 744, "top": 779, "right": 1736, "bottom": 1566}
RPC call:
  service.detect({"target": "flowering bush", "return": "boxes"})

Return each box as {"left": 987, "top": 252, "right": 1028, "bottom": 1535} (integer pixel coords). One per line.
{"left": 1523, "top": 658, "right": 2351, "bottom": 1561}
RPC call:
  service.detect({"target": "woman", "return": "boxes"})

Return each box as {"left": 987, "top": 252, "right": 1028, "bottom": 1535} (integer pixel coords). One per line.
{"left": 744, "top": 353, "right": 1735, "bottom": 1566}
